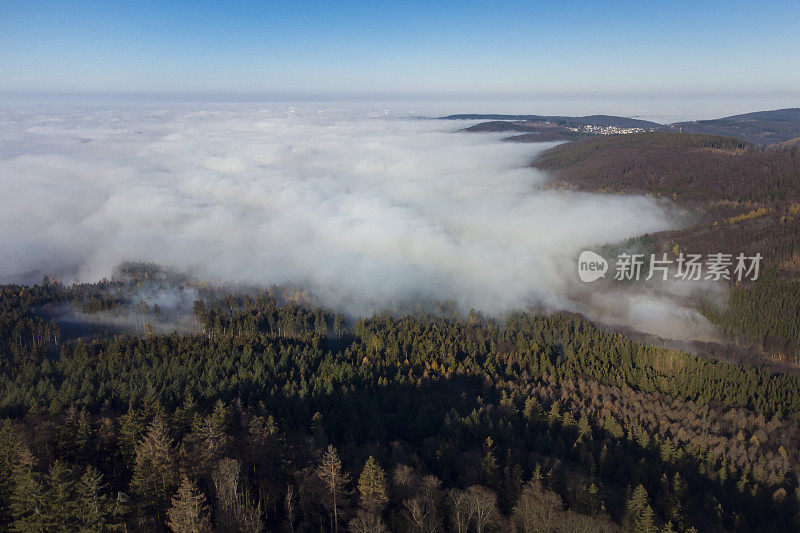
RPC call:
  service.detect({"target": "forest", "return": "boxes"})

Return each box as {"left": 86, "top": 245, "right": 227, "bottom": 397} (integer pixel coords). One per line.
{"left": 1, "top": 277, "right": 800, "bottom": 532}
{"left": 533, "top": 132, "right": 800, "bottom": 363}
{"left": 663, "top": 108, "right": 800, "bottom": 146}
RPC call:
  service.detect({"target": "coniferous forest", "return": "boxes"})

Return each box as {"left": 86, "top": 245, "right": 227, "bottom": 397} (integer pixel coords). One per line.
{"left": 5, "top": 1, "right": 800, "bottom": 530}
{"left": 2, "top": 274, "right": 800, "bottom": 532}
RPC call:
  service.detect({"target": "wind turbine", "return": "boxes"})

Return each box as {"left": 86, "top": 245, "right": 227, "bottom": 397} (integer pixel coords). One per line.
{"left": 384, "top": 108, "right": 390, "bottom": 115}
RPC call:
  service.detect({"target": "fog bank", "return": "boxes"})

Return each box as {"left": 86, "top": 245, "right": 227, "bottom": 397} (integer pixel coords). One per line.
{"left": 0, "top": 104, "right": 714, "bottom": 339}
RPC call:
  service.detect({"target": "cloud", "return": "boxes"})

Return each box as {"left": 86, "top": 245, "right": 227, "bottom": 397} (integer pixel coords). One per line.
{"left": 0, "top": 103, "right": 715, "bottom": 339}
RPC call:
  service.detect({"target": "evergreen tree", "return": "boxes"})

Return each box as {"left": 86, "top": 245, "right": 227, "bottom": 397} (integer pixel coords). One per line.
{"left": 481, "top": 437, "right": 499, "bottom": 489}
{"left": 43, "top": 461, "right": 79, "bottom": 530}
{"left": 78, "top": 465, "right": 124, "bottom": 531}
{"left": 625, "top": 484, "right": 657, "bottom": 533}
{"left": 0, "top": 420, "right": 18, "bottom": 527}
{"left": 357, "top": 455, "right": 388, "bottom": 515}
{"left": 576, "top": 482, "right": 605, "bottom": 516}
{"left": 317, "top": 445, "right": 350, "bottom": 533}
{"left": 131, "top": 419, "right": 179, "bottom": 524}
{"left": 166, "top": 477, "right": 212, "bottom": 533}
{"left": 8, "top": 446, "right": 45, "bottom": 533}
{"left": 118, "top": 402, "right": 146, "bottom": 462}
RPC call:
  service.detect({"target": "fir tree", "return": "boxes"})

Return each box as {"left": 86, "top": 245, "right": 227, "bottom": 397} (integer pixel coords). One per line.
{"left": 357, "top": 455, "right": 388, "bottom": 515}
{"left": 131, "top": 419, "right": 179, "bottom": 524}
{"left": 166, "top": 477, "right": 212, "bottom": 533}
{"left": 625, "top": 484, "right": 657, "bottom": 533}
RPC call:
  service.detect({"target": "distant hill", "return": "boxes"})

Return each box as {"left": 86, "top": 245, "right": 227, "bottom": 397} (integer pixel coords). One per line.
{"left": 448, "top": 108, "right": 800, "bottom": 145}
{"left": 460, "top": 120, "right": 585, "bottom": 142}
{"left": 461, "top": 120, "right": 546, "bottom": 133}
{"left": 442, "top": 113, "right": 659, "bottom": 129}
{"left": 504, "top": 131, "right": 584, "bottom": 143}
{"left": 726, "top": 108, "right": 800, "bottom": 122}
{"left": 659, "top": 108, "right": 800, "bottom": 145}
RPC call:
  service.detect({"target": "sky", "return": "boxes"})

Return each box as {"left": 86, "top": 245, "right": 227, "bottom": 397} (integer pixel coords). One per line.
{"left": 2, "top": 0, "right": 799, "bottom": 106}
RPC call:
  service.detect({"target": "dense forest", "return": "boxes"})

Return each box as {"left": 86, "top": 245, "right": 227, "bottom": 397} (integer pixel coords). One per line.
{"left": 533, "top": 132, "right": 800, "bottom": 362}
{"left": 663, "top": 108, "right": 800, "bottom": 146}
{"left": 459, "top": 121, "right": 585, "bottom": 143}
{"left": 1, "top": 278, "right": 800, "bottom": 531}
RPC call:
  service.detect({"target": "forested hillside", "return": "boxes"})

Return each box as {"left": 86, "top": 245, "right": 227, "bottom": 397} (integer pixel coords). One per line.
{"left": 660, "top": 108, "right": 800, "bottom": 146}
{"left": 1, "top": 280, "right": 800, "bottom": 531}
{"left": 534, "top": 132, "right": 800, "bottom": 363}
{"left": 443, "top": 114, "right": 659, "bottom": 129}
{"left": 460, "top": 121, "right": 584, "bottom": 142}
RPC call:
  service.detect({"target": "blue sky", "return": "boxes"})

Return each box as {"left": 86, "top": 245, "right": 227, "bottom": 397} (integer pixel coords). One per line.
{"left": 2, "top": 0, "right": 799, "bottom": 98}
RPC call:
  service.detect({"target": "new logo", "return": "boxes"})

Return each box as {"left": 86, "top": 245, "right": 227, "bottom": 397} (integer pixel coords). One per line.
{"left": 578, "top": 251, "right": 608, "bottom": 282}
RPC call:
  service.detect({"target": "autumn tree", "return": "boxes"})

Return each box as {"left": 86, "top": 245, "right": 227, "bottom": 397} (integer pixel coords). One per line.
{"left": 512, "top": 479, "right": 564, "bottom": 532}
{"left": 447, "top": 488, "right": 473, "bottom": 533}
{"left": 466, "top": 485, "right": 498, "bottom": 533}
{"left": 212, "top": 458, "right": 262, "bottom": 532}
{"left": 285, "top": 484, "right": 295, "bottom": 533}
{"left": 403, "top": 475, "right": 443, "bottom": 532}
{"left": 348, "top": 509, "right": 388, "bottom": 533}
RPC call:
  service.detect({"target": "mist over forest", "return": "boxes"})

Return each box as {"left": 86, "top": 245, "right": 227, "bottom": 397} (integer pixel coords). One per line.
{"left": 0, "top": 104, "right": 716, "bottom": 340}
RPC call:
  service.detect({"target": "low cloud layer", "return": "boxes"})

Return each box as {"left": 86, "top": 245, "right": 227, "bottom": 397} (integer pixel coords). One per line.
{"left": 0, "top": 103, "right": 714, "bottom": 339}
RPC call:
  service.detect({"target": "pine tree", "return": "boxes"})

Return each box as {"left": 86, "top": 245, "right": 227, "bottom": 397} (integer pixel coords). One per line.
{"left": 577, "top": 414, "right": 592, "bottom": 439}
{"left": 481, "top": 437, "right": 499, "bottom": 489}
{"left": 333, "top": 313, "right": 346, "bottom": 338}
{"left": 0, "top": 420, "right": 18, "bottom": 527}
{"left": 576, "top": 482, "right": 605, "bottom": 516}
{"left": 118, "top": 401, "right": 146, "bottom": 462}
{"left": 357, "top": 456, "right": 388, "bottom": 515}
{"left": 43, "top": 460, "right": 79, "bottom": 530}
{"left": 131, "top": 419, "right": 179, "bottom": 523}
{"left": 78, "top": 465, "right": 124, "bottom": 531}
{"left": 522, "top": 397, "right": 542, "bottom": 422}
{"left": 317, "top": 445, "right": 350, "bottom": 533}
{"left": 624, "top": 484, "right": 657, "bottom": 533}
{"left": 8, "top": 445, "right": 45, "bottom": 533}
{"left": 166, "top": 477, "right": 212, "bottom": 533}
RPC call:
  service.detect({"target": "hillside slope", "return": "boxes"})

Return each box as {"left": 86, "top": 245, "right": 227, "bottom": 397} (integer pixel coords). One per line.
{"left": 660, "top": 108, "right": 800, "bottom": 145}
{"left": 534, "top": 132, "right": 800, "bottom": 360}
